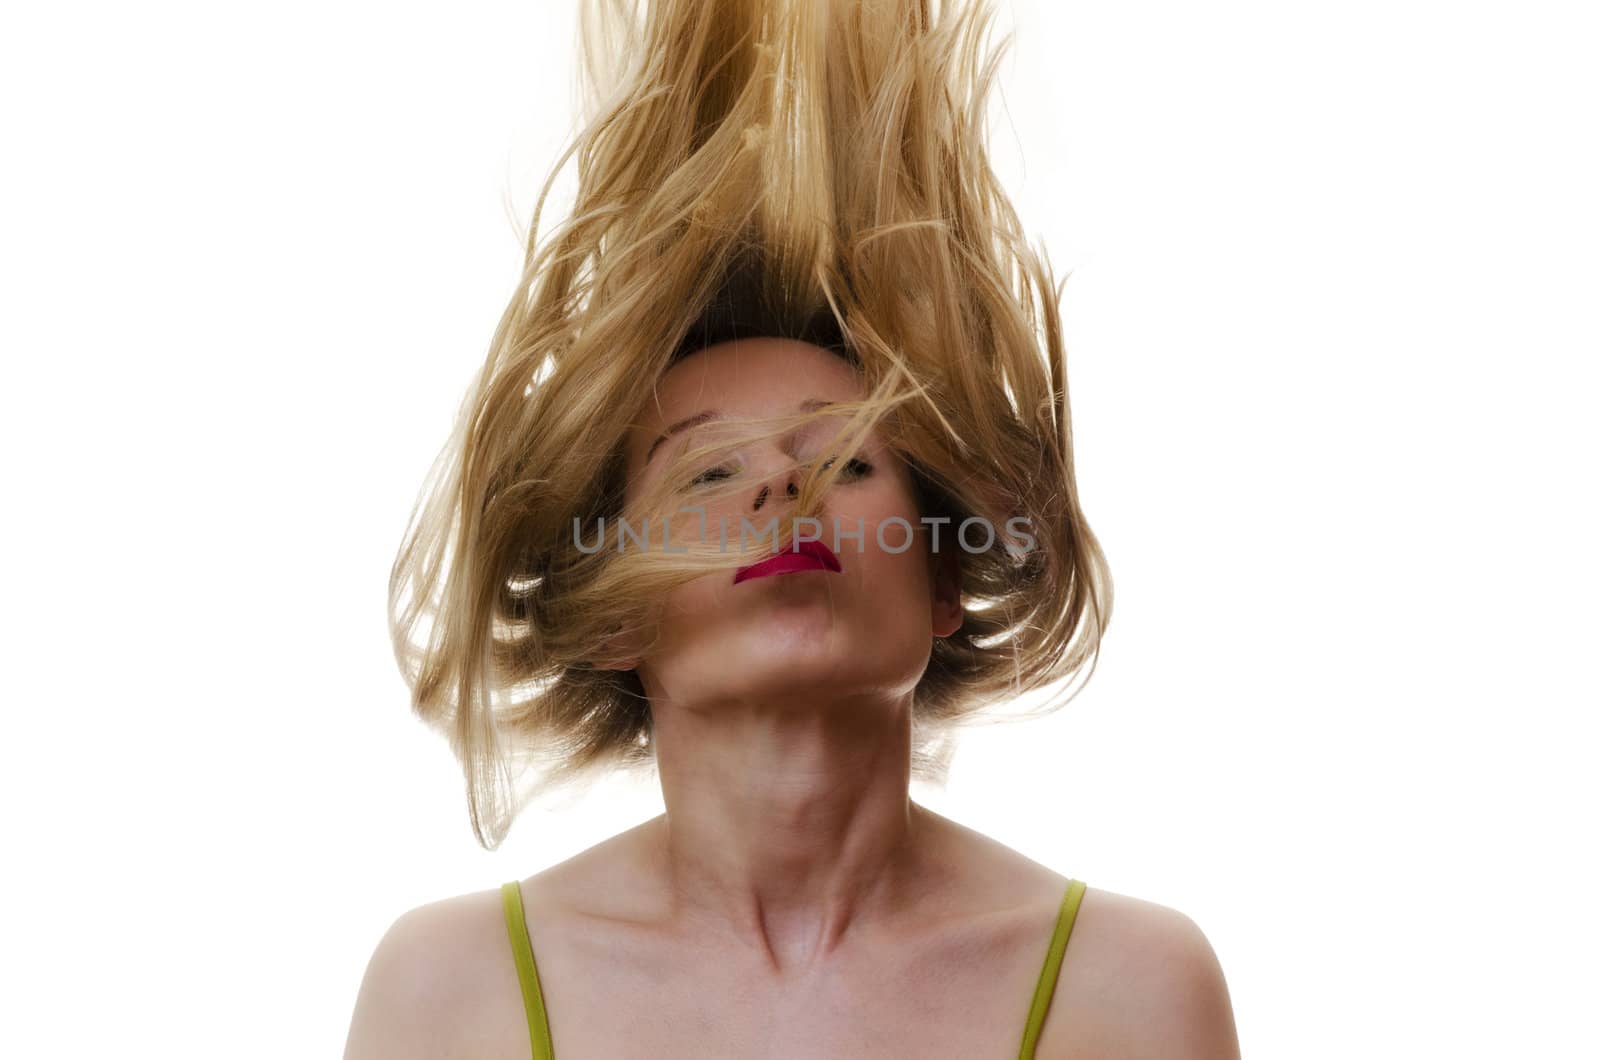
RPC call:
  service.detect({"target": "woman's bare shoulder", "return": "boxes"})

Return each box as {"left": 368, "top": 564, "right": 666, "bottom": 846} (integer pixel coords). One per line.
{"left": 342, "top": 883, "right": 538, "bottom": 1060}
{"left": 1035, "top": 883, "right": 1241, "bottom": 1060}
{"left": 920, "top": 812, "right": 1238, "bottom": 1058}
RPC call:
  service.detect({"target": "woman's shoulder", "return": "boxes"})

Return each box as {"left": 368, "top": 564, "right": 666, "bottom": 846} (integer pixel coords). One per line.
{"left": 343, "top": 882, "right": 547, "bottom": 1060}
{"left": 933, "top": 813, "right": 1238, "bottom": 1059}
{"left": 1034, "top": 882, "right": 1239, "bottom": 1059}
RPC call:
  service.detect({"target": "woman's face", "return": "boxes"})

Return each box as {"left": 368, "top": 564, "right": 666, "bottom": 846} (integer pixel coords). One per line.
{"left": 613, "top": 337, "right": 962, "bottom": 712}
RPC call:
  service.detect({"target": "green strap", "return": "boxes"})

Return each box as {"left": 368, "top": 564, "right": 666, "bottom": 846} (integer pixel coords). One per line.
{"left": 501, "top": 881, "right": 556, "bottom": 1060}
{"left": 1018, "top": 879, "right": 1087, "bottom": 1059}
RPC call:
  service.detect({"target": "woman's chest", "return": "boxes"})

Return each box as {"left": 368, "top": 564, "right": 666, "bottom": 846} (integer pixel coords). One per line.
{"left": 546, "top": 971, "right": 1036, "bottom": 1058}
{"left": 493, "top": 906, "right": 1059, "bottom": 1060}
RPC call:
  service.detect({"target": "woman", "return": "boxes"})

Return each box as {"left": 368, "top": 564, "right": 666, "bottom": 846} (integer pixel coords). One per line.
{"left": 346, "top": 0, "right": 1239, "bottom": 1056}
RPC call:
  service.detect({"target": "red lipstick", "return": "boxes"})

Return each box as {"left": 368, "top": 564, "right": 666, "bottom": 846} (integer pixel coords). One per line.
{"left": 733, "top": 538, "right": 843, "bottom": 584}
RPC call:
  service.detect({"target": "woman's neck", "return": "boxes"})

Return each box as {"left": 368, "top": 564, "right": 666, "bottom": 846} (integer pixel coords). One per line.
{"left": 644, "top": 688, "right": 940, "bottom": 975}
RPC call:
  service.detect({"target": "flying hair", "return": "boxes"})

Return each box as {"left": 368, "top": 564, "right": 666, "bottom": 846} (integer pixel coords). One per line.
{"left": 388, "top": 0, "right": 1113, "bottom": 849}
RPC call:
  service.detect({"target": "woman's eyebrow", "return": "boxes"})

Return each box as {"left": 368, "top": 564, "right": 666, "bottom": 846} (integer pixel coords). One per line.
{"left": 642, "top": 399, "right": 837, "bottom": 466}
{"left": 645, "top": 411, "right": 722, "bottom": 465}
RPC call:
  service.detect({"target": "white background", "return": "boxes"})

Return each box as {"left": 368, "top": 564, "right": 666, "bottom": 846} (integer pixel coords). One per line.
{"left": 4, "top": 0, "right": 1596, "bottom": 1056}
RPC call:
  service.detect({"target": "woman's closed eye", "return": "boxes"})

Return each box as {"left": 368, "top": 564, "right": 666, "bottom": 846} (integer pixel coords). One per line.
{"left": 689, "top": 462, "right": 740, "bottom": 487}
{"left": 821, "top": 456, "right": 874, "bottom": 481}
{"left": 688, "top": 455, "right": 872, "bottom": 489}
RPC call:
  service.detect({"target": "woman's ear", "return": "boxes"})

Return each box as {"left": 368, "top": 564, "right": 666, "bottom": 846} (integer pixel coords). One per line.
{"left": 929, "top": 543, "right": 963, "bottom": 638}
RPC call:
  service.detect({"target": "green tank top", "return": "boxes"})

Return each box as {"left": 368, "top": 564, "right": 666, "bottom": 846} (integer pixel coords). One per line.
{"left": 500, "top": 877, "right": 1088, "bottom": 1059}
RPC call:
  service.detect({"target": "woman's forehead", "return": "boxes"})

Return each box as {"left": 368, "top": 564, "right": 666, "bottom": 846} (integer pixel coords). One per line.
{"left": 628, "top": 338, "right": 864, "bottom": 459}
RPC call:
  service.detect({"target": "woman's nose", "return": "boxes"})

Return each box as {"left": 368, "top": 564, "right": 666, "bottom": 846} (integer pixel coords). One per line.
{"left": 751, "top": 461, "right": 803, "bottom": 512}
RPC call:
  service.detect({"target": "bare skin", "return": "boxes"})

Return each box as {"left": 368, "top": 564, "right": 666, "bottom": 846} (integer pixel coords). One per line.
{"left": 350, "top": 815, "right": 1236, "bottom": 1059}
{"left": 344, "top": 340, "right": 1240, "bottom": 1059}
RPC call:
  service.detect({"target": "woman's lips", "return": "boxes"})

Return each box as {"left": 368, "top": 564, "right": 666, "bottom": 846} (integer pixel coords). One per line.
{"left": 733, "top": 538, "right": 843, "bottom": 584}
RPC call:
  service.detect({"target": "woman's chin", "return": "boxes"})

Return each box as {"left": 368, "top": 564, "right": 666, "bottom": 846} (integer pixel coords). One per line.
{"left": 734, "top": 612, "right": 844, "bottom": 663}
{"left": 697, "top": 619, "right": 850, "bottom": 687}
{"left": 648, "top": 623, "right": 926, "bottom": 710}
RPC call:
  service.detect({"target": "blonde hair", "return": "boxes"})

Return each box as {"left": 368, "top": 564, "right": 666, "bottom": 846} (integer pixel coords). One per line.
{"left": 389, "top": 0, "right": 1113, "bottom": 849}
